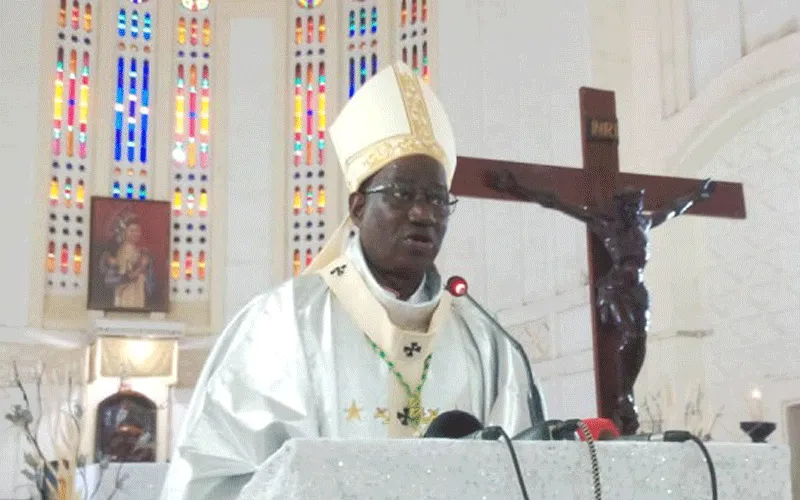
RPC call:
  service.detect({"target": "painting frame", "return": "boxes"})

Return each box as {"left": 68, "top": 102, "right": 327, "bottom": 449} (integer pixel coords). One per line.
{"left": 87, "top": 197, "right": 171, "bottom": 313}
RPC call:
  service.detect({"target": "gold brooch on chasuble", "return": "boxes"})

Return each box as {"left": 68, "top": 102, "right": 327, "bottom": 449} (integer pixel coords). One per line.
{"left": 371, "top": 407, "right": 439, "bottom": 428}
{"left": 345, "top": 400, "right": 362, "bottom": 421}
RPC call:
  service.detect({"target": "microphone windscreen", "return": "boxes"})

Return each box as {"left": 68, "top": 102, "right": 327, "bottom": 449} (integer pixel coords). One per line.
{"left": 578, "top": 418, "right": 620, "bottom": 441}
{"left": 423, "top": 410, "right": 483, "bottom": 438}
{"left": 444, "top": 276, "right": 468, "bottom": 297}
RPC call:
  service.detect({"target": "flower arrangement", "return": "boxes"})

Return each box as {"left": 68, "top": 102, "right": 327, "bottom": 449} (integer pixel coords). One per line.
{"left": 683, "top": 384, "right": 724, "bottom": 441}
{"left": 638, "top": 382, "right": 724, "bottom": 440}
{"left": 638, "top": 389, "right": 666, "bottom": 434}
{"left": 4, "top": 362, "right": 128, "bottom": 500}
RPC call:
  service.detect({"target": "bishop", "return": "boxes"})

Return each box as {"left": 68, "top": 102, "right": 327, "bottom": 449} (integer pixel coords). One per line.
{"left": 161, "top": 62, "right": 545, "bottom": 500}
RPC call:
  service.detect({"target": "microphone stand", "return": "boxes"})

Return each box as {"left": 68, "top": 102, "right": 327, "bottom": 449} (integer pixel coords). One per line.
{"left": 460, "top": 292, "right": 547, "bottom": 427}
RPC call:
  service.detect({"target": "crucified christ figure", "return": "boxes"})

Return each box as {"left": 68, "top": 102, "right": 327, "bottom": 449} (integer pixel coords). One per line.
{"left": 488, "top": 170, "right": 715, "bottom": 434}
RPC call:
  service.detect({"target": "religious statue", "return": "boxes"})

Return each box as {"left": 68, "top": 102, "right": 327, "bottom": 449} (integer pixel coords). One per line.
{"left": 488, "top": 170, "right": 715, "bottom": 433}
{"left": 96, "top": 390, "right": 157, "bottom": 462}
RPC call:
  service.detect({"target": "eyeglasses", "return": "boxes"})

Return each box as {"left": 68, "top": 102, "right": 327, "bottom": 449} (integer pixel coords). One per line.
{"left": 362, "top": 183, "right": 459, "bottom": 216}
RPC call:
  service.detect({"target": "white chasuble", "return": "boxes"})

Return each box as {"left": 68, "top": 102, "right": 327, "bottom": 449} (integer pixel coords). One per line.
{"left": 161, "top": 243, "right": 537, "bottom": 500}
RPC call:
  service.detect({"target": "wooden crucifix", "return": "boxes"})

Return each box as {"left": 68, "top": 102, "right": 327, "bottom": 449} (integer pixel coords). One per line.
{"left": 450, "top": 88, "right": 746, "bottom": 434}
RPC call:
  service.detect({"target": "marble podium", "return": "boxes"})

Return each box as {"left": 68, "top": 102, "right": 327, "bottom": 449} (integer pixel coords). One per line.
{"left": 64, "top": 439, "right": 789, "bottom": 500}
{"left": 238, "top": 439, "right": 789, "bottom": 500}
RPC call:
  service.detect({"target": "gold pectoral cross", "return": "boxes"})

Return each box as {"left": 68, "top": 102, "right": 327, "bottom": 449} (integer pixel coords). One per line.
{"left": 407, "top": 393, "right": 423, "bottom": 425}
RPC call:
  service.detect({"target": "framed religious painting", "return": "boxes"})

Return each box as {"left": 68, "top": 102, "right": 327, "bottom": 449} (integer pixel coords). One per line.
{"left": 87, "top": 197, "right": 171, "bottom": 313}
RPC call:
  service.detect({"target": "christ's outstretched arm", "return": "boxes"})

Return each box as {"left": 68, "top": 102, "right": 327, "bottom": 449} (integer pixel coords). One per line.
{"left": 487, "top": 169, "right": 607, "bottom": 226}
{"left": 650, "top": 178, "right": 715, "bottom": 228}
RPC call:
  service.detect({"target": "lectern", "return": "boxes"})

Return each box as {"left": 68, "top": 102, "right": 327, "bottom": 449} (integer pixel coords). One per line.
{"left": 237, "top": 438, "right": 789, "bottom": 500}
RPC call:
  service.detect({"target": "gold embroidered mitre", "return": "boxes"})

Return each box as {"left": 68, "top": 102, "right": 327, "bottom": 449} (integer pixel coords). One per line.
{"left": 305, "top": 62, "right": 457, "bottom": 273}
{"left": 329, "top": 62, "right": 456, "bottom": 193}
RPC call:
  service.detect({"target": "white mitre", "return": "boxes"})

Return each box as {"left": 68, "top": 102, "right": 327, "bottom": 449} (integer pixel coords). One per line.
{"left": 305, "top": 61, "right": 456, "bottom": 273}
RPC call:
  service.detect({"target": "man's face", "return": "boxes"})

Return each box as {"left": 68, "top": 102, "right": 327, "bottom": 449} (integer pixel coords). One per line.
{"left": 615, "top": 192, "right": 643, "bottom": 222}
{"left": 350, "top": 155, "right": 450, "bottom": 278}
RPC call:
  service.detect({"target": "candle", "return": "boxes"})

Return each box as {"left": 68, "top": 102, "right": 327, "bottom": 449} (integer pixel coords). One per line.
{"left": 747, "top": 387, "right": 764, "bottom": 421}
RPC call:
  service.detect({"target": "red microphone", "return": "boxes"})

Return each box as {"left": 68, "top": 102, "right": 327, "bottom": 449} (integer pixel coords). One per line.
{"left": 578, "top": 418, "right": 620, "bottom": 441}
{"left": 445, "top": 276, "right": 468, "bottom": 297}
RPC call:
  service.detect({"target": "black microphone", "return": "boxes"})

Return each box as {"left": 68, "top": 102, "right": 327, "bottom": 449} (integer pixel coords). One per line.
{"left": 423, "top": 410, "right": 488, "bottom": 439}
{"left": 424, "top": 410, "right": 531, "bottom": 500}
{"left": 513, "top": 420, "right": 568, "bottom": 441}
{"left": 614, "top": 430, "right": 693, "bottom": 442}
{"left": 445, "top": 276, "right": 546, "bottom": 427}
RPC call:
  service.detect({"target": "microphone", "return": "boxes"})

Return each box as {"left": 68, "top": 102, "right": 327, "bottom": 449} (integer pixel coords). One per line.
{"left": 424, "top": 410, "right": 531, "bottom": 500}
{"left": 445, "top": 276, "right": 547, "bottom": 427}
{"left": 615, "top": 430, "right": 693, "bottom": 442}
{"left": 513, "top": 420, "right": 563, "bottom": 441}
{"left": 562, "top": 419, "right": 692, "bottom": 442}
{"left": 577, "top": 418, "right": 620, "bottom": 441}
{"left": 514, "top": 419, "right": 591, "bottom": 441}
{"left": 423, "top": 410, "right": 501, "bottom": 440}
{"left": 423, "top": 410, "right": 482, "bottom": 438}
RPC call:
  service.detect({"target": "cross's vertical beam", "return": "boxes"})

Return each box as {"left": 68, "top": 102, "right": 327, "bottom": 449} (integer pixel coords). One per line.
{"left": 579, "top": 87, "right": 621, "bottom": 423}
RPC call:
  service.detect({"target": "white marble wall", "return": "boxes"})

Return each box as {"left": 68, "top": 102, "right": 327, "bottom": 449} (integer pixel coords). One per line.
{"left": 0, "top": 0, "right": 44, "bottom": 333}
{"left": 223, "top": 16, "right": 282, "bottom": 323}
{"left": 614, "top": 0, "right": 800, "bottom": 447}
{"left": 693, "top": 96, "right": 800, "bottom": 440}
{"left": 688, "top": 0, "right": 800, "bottom": 95}
{"left": 635, "top": 94, "right": 800, "bottom": 443}
{"left": 435, "top": 0, "right": 596, "bottom": 420}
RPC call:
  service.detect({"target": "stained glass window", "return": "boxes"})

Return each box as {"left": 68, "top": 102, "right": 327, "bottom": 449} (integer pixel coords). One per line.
{"left": 170, "top": 2, "right": 214, "bottom": 298}
{"left": 399, "top": 0, "right": 430, "bottom": 82}
{"left": 112, "top": 0, "right": 155, "bottom": 202}
{"left": 45, "top": 0, "right": 94, "bottom": 292}
{"left": 38, "top": 0, "right": 438, "bottom": 313}
{"left": 296, "top": 0, "right": 324, "bottom": 7}
{"left": 345, "top": 1, "right": 379, "bottom": 99}
{"left": 289, "top": 3, "right": 329, "bottom": 276}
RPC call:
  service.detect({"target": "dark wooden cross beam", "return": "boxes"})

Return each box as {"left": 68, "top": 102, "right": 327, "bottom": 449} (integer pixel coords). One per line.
{"left": 450, "top": 87, "right": 746, "bottom": 430}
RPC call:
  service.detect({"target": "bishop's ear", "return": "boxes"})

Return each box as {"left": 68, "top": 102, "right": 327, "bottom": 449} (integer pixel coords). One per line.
{"left": 349, "top": 192, "right": 366, "bottom": 227}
